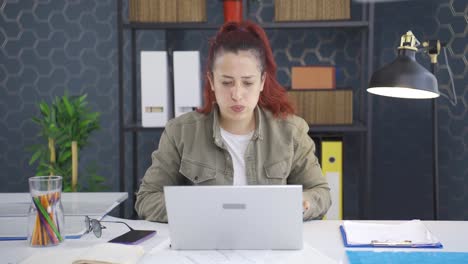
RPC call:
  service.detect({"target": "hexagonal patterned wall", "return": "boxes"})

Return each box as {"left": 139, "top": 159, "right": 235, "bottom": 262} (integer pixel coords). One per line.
{"left": 0, "top": 0, "right": 119, "bottom": 193}
{"left": 372, "top": 0, "right": 467, "bottom": 220}
{"left": 0, "top": 0, "right": 466, "bottom": 220}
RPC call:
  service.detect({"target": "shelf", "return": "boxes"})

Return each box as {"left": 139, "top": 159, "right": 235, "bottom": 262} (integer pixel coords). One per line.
{"left": 262, "top": 21, "right": 368, "bottom": 29}
{"left": 123, "top": 22, "right": 221, "bottom": 30}
{"left": 309, "top": 122, "right": 367, "bottom": 134}
{"left": 122, "top": 21, "right": 369, "bottom": 30}
{"left": 118, "top": 0, "right": 375, "bottom": 219}
{"left": 124, "top": 124, "right": 165, "bottom": 131}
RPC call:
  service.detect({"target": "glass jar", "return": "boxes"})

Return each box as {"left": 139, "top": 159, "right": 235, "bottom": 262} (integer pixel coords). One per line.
{"left": 27, "top": 176, "right": 65, "bottom": 247}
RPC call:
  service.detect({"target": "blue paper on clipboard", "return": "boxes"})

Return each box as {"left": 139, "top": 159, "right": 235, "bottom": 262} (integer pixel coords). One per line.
{"left": 346, "top": 251, "right": 468, "bottom": 264}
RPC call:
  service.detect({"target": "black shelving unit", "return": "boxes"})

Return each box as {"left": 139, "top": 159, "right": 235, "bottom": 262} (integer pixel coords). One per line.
{"left": 117, "top": 0, "right": 375, "bottom": 219}
{"left": 123, "top": 21, "right": 369, "bottom": 30}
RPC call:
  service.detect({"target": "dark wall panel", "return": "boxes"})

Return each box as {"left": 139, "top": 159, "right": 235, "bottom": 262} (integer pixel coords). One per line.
{"left": 372, "top": 0, "right": 467, "bottom": 220}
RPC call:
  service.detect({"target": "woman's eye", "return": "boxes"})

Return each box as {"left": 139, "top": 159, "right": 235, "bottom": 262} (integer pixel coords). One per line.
{"left": 222, "top": 81, "right": 233, "bottom": 86}
{"left": 243, "top": 82, "right": 253, "bottom": 87}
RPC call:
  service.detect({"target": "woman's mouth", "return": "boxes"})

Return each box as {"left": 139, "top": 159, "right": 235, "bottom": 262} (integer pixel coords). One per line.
{"left": 231, "top": 105, "right": 245, "bottom": 113}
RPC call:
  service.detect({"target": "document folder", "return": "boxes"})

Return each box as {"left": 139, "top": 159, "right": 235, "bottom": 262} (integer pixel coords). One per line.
{"left": 140, "top": 51, "right": 170, "bottom": 127}
{"left": 340, "top": 220, "right": 443, "bottom": 248}
{"left": 173, "top": 51, "right": 202, "bottom": 117}
{"left": 321, "top": 141, "right": 342, "bottom": 220}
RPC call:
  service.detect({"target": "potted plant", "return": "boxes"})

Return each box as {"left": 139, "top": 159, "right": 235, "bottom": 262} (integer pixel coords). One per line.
{"left": 29, "top": 94, "right": 105, "bottom": 192}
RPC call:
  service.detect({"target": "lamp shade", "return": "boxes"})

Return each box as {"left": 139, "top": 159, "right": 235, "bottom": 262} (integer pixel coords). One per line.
{"left": 367, "top": 49, "right": 439, "bottom": 99}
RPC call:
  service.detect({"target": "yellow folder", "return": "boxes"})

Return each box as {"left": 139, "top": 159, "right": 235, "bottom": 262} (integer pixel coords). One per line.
{"left": 321, "top": 141, "right": 342, "bottom": 220}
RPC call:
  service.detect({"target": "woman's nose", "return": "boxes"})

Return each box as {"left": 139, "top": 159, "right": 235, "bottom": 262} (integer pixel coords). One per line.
{"left": 231, "top": 85, "right": 242, "bottom": 101}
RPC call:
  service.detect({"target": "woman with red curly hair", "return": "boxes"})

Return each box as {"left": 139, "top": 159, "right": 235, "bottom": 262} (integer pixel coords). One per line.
{"left": 136, "top": 21, "right": 331, "bottom": 223}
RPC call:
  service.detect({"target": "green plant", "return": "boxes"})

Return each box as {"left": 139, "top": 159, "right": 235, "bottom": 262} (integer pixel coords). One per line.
{"left": 29, "top": 93, "right": 102, "bottom": 192}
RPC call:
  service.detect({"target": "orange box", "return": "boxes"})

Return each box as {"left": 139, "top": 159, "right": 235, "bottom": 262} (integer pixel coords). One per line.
{"left": 291, "top": 66, "right": 336, "bottom": 90}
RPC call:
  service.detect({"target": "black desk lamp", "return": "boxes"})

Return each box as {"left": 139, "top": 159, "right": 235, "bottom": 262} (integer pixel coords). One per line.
{"left": 368, "top": 31, "right": 440, "bottom": 99}
{"left": 367, "top": 31, "right": 455, "bottom": 220}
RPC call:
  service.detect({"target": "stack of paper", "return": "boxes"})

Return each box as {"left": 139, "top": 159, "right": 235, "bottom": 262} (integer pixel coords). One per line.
{"left": 340, "top": 220, "right": 442, "bottom": 248}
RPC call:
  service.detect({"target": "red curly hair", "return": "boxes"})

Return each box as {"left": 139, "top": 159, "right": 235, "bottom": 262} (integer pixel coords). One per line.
{"left": 197, "top": 20, "right": 294, "bottom": 118}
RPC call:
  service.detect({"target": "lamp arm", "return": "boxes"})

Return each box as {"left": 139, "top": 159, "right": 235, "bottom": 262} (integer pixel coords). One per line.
{"left": 421, "top": 40, "right": 457, "bottom": 106}
{"left": 441, "top": 47, "right": 457, "bottom": 106}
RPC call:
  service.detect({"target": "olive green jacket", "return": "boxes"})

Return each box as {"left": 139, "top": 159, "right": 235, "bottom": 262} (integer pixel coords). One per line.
{"left": 135, "top": 106, "right": 331, "bottom": 222}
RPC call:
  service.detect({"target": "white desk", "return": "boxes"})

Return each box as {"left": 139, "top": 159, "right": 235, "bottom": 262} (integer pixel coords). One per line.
{"left": 0, "top": 192, "right": 128, "bottom": 239}
{"left": 2, "top": 218, "right": 468, "bottom": 264}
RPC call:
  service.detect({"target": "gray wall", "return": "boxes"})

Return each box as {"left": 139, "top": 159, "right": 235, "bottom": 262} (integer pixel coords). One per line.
{"left": 0, "top": 0, "right": 466, "bottom": 220}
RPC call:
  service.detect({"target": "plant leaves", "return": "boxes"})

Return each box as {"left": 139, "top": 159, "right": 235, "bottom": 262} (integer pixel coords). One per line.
{"left": 58, "top": 150, "right": 72, "bottom": 163}
{"left": 62, "top": 96, "right": 74, "bottom": 117}
{"left": 29, "top": 149, "right": 43, "bottom": 165}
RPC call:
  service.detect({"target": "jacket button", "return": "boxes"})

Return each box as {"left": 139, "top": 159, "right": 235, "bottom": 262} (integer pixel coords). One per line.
{"left": 194, "top": 176, "right": 199, "bottom": 181}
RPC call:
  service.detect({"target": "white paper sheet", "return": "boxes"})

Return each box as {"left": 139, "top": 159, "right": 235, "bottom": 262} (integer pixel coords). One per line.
{"left": 140, "top": 239, "right": 337, "bottom": 264}
{"left": 343, "top": 220, "right": 440, "bottom": 245}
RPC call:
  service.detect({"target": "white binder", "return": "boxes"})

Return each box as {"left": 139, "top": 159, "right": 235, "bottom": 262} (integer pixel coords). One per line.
{"left": 173, "top": 51, "right": 202, "bottom": 117}
{"left": 140, "top": 51, "right": 170, "bottom": 127}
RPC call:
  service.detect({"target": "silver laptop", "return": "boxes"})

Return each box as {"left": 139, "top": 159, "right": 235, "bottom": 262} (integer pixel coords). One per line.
{"left": 164, "top": 185, "right": 303, "bottom": 250}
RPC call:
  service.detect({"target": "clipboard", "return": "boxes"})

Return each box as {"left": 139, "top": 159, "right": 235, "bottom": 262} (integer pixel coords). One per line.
{"left": 340, "top": 225, "right": 443, "bottom": 248}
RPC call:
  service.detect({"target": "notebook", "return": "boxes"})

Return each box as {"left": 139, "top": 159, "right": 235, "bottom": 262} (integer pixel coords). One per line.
{"left": 164, "top": 185, "right": 303, "bottom": 250}
{"left": 20, "top": 243, "right": 145, "bottom": 264}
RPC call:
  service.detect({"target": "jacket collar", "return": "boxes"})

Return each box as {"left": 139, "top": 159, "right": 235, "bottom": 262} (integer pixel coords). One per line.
{"left": 212, "top": 105, "right": 264, "bottom": 147}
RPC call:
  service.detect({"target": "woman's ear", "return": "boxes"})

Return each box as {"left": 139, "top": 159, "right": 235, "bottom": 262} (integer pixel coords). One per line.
{"left": 260, "top": 72, "right": 266, "bottom": 92}
{"left": 207, "top": 72, "right": 214, "bottom": 91}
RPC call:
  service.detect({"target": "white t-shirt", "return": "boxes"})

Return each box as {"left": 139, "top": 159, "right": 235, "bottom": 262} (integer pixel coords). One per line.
{"left": 220, "top": 128, "right": 254, "bottom": 185}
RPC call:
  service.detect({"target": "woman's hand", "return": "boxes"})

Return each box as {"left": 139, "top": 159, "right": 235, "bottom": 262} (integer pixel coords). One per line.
{"left": 303, "top": 200, "right": 310, "bottom": 214}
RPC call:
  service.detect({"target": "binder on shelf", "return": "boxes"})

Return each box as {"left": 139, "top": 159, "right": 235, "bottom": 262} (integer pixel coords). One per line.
{"left": 340, "top": 220, "right": 443, "bottom": 248}
{"left": 321, "top": 141, "right": 342, "bottom": 220}
{"left": 140, "top": 51, "right": 170, "bottom": 127}
{"left": 173, "top": 51, "right": 202, "bottom": 117}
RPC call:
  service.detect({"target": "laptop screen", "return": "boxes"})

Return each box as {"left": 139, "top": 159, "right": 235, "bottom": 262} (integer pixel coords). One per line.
{"left": 164, "top": 185, "right": 303, "bottom": 250}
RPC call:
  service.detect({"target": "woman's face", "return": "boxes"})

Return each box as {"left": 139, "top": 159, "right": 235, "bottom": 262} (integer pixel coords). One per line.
{"left": 209, "top": 50, "right": 265, "bottom": 129}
